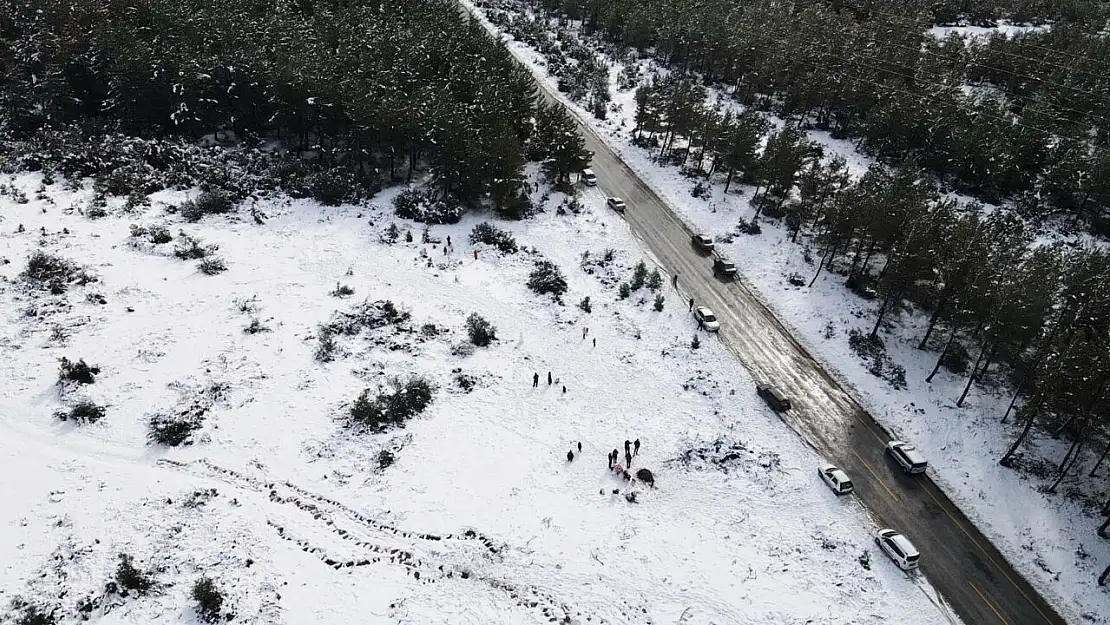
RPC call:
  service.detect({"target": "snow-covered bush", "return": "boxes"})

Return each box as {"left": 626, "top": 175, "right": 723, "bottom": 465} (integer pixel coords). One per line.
{"left": 55, "top": 400, "right": 106, "bottom": 424}
{"left": 578, "top": 296, "right": 592, "bottom": 313}
{"left": 654, "top": 294, "right": 665, "bottom": 311}
{"left": 180, "top": 190, "right": 235, "bottom": 223}
{"left": 466, "top": 313, "right": 497, "bottom": 347}
{"left": 197, "top": 257, "right": 228, "bottom": 275}
{"left": 527, "top": 260, "right": 568, "bottom": 303}
{"left": 114, "top": 554, "right": 153, "bottom": 595}
{"left": 173, "top": 233, "right": 217, "bottom": 260}
{"left": 469, "top": 222, "right": 518, "bottom": 254}
{"left": 148, "top": 410, "right": 204, "bottom": 446}
{"left": 21, "top": 251, "right": 94, "bottom": 294}
{"left": 314, "top": 327, "right": 339, "bottom": 362}
{"left": 323, "top": 300, "right": 410, "bottom": 336}
{"left": 330, "top": 283, "right": 355, "bottom": 297}
{"left": 191, "top": 577, "right": 225, "bottom": 624}
{"left": 58, "top": 357, "right": 99, "bottom": 386}
{"left": 392, "top": 188, "right": 464, "bottom": 224}
{"left": 349, "top": 376, "right": 436, "bottom": 432}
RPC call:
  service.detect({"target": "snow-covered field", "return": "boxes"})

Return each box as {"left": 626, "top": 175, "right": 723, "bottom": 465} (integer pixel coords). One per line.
{"left": 463, "top": 4, "right": 1110, "bottom": 622}
{"left": 0, "top": 171, "right": 960, "bottom": 624}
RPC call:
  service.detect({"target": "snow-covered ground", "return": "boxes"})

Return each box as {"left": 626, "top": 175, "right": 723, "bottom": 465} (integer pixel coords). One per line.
{"left": 927, "top": 22, "right": 1051, "bottom": 41}
{"left": 0, "top": 170, "right": 961, "bottom": 624}
{"left": 464, "top": 4, "right": 1110, "bottom": 623}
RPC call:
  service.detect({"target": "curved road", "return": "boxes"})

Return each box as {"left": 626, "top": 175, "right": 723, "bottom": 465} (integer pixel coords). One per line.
{"left": 460, "top": 5, "right": 1070, "bottom": 624}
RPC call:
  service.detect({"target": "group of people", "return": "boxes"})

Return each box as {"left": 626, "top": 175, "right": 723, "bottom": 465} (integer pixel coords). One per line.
{"left": 608, "top": 438, "right": 641, "bottom": 472}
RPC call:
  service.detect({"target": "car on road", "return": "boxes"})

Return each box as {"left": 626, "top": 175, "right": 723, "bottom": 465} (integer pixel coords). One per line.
{"left": 756, "top": 383, "right": 791, "bottom": 412}
{"left": 886, "top": 440, "right": 928, "bottom": 474}
{"left": 691, "top": 233, "right": 714, "bottom": 252}
{"left": 581, "top": 168, "right": 598, "bottom": 186}
{"left": 606, "top": 197, "right": 626, "bottom": 213}
{"left": 712, "top": 254, "right": 737, "bottom": 279}
{"left": 875, "top": 529, "right": 920, "bottom": 571}
{"left": 818, "top": 464, "right": 854, "bottom": 495}
{"left": 693, "top": 306, "right": 720, "bottom": 332}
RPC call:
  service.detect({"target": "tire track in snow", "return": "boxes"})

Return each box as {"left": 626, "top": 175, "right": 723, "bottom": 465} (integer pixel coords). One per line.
{"left": 159, "top": 458, "right": 619, "bottom": 625}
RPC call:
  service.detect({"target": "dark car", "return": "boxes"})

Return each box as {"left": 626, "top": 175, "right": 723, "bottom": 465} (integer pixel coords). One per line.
{"left": 713, "top": 255, "right": 737, "bottom": 278}
{"left": 757, "top": 384, "right": 791, "bottom": 412}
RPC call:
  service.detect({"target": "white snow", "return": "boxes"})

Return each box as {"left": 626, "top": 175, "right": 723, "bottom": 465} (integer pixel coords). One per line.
{"left": 464, "top": 4, "right": 1110, "bottom": 623}
{"left": 927, "top": 22, "right": 1051, "bottom": 42}
{"left": 0, "top": 170, "right": 960, "bottom": 624}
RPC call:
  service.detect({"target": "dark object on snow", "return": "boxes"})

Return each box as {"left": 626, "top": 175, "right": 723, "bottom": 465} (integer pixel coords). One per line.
{"left": 688, "top": 297, "right": 694, "bottom": 310}
{"left": 577, "top": 441, "right": 582, "bottom": 452}
{"left": 625, "top": 451, "right": 632, "bottom": 468}
{"left": 592, "top": 338, "right": 596, "bottom": 347}
{"left": 624, "top": 440, "right": 631, "bottom": 454}
{"left": 547, "top": 371, "right": 553, "bottom": 385}
{"left": 562, "top": 385, "right": 566, "bottom": 393}
{"left": 635, "top": 468, "right": 655, "bottom": 487}
{"left": 756, "top": 383, "right": 791, "bottom": 412}
{"left": 634, "top": 439, "right": 641, "bottom": 455}
{"left": 621, "top": 470, "right": 631, "bottom": 481}
{"left": 608, "top": 450, "right": 615, "bottom": 469}
{"left": 447, "top": 236, "right": 452, "bottom": 247}
{"left": 672, "top": 274, "right": 678, "bottom": 287}
{"left": 612, "top": 489, "right": 620, "bottom": 495}
{"left": 533, "top": 372, "right": 539, "bottom": 388}
{"left": 567, "top": 450, "right": 574, "bottom": 462}
{"left": 626, "top": 491, "right": 639, "bottom": 503}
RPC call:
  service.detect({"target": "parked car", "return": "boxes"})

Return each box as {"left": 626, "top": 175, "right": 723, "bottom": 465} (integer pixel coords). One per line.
{"left": 818, "top": 464, "right": 854, "bottom": 495}
{"left": 693, "top": 306, "right": 720, "bottom": 332}
{"left": 886, "top": 440, "right": 928, "bottom": 474}
{"left": 875, "top": 529, "right": 920, "bottom": 571}
{"left": 581, "top": 169, "right": 598, "bottom": 186}
{"left": 756, "top": 383, "right": 791, "bottom": 411}
{"left": 713, "top": 255, "right": 737, "bottom": 278}
{"left": 691, "top": 233, "right": 714, "bottom": 252}
{"left": 606, "top": 197, "right": 626, "bottom": 212}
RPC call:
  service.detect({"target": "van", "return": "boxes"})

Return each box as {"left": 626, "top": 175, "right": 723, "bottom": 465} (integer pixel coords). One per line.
{"left": 757, "top": 384, "right": 791, "bottom": 412}
{"left": 581, "top": 169, "right": 598, "bottom": 186}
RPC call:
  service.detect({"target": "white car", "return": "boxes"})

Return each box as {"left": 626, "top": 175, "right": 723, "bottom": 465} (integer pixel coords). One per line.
{"left": 818, "top": 464, "right": 854, "bottom": 495}
{"left": 886, "top": 440, "right": 928, "bottom": 474}
{"left": 606, "top": 197, "right": 626, "bottom": 213}
{"left": 581, "top": 169, "right": 598, "bottom": 186}
{"left": 875, "top": 529, "right": 920, "bottom": 571}
{"left": 694, "top": 306, "right": 720, "bottom": 332}
{"left": 691, "top": 233, "right": 714, "bottom": 252}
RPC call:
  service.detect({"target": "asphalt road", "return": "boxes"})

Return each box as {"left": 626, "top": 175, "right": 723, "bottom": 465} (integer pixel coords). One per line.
{"left": 458, "top": 5, "right": 1070, "bottom": 623}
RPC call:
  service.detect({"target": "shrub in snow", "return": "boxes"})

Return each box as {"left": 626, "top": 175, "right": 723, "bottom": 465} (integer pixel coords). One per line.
{"left": 22, "top": 251, "right": 94, "bottom": 294}
{"left": 191, "top": 577, "right": 225, "bottom": 624}
{"left": 6, "top": 597, "right": 56, "bottom": 625}
{"left": 940, "top": 341, "right": 972, "bottom": 375}
{"left": 378, "top": 449, "right": 396, "bottom": 470}
{"left": 737, "top": 217, "right": 762, "bottom": 235}
{"left": 691, "top": 181, "right": 711, "bottom": 199}
{"left": 243, "top": 317, "right": 269, "bottom": 334}
{"left": 787, "top": 272, "right": 806, "bottom": 287}
{"left": 56, "top": 400, "right": 106, "bottom": 424}
{"left": 691, "top": 334, "right": 701, "bottom": 350}
{"left": 450, "top": 341, "right": 475, "bottom": 357}
{"left": 382, "top": 223, "right": 400, "bottom": 244}
{"left": 578, "top": 296, "right": 592, "bottom": 313}
{"left": 654, "top": 294, "right": 665, "bottom": 311}
{"left": 527, "top": 260, "right": 568, "bottom": 303}
{"left": 629, "top": 261, "right": 648, "bottom": 290}
{"left": 392, "top": 188, "right": 463, "bottom": 224}
{"left": 314, "top": 327, "right": 338, "bottom": 362}
{"left": 306, "top": 170, "right": 360, "bottom": 206}
{"left": 148, "top": 412, "right": 203, "bottom": 447}
{"left": 130, "top": 224, "right": 173, "bottom": 245}
{"left": 180, "top": 190, "right": 235, "bottom": 222}
{"left": 647, "top": 268, "right": 663, "bottom": 291}
{"left": 330, "top": 283, "right": 355, "bottom": 297}
{"left": 618, "top": 282, "right": 631, "bottom": 299}
{"left": 465, "top": 313, "right": 497, "bottom": 347}
{"left": 469, "top": 222, "right": 518, "bottom": 254}
{"left": 114, "top": 554, "right": 153, "bottom": 595}
{"left": 323, "top": 300, "right": 410, "bottom": 336}
{"left": 58, "top": 357, "right": 99, "bottom": 386}
{"left": 197, "top": 257, "right": 227, "bottom": 275}
{"left": 349, "top": 376, "right": 436, "bottom": 432}
{"left": 173, "top": 233, "right": 216, "bottom": 260}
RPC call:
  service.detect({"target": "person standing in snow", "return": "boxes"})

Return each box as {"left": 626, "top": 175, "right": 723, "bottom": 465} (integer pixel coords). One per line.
{"left": 625, "top": 450, "right": 632, "bottom": 468}
{"left": 608, "top": 450, "right": 615, "bottom": 469}
{"left": 447, "top": 235, "right": 452, "bottom": 247}
{"left": 672, "top": 273, "right": 679, "bottom": 288}
{"left": 547, "top": 371, "right": 553, "bottom": 385}
{"left": 567, "top": 450, "right": 575, "bottom": 462}
{"left": 562, "top": 385, "right": 567, "bottom": 393}
{"left": 624, "top": 440, "right": 631, "bottom": 457}
{"left": 634, "top": 439, "right": 641, "bottom": 455}
{"left": 592, "top": 337, "right": 596, "bottom": 348}
{"left": 583, "top": 327, "right": 588, "bottom": 339}
{"left": 577, "top": 442, "right": 582, "bottom": 452}
{"left": 533, "top": 372, "right": 539, "bottom": 388}
{"left": 689, "top": 297, "right": 694, "bottom": 311}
